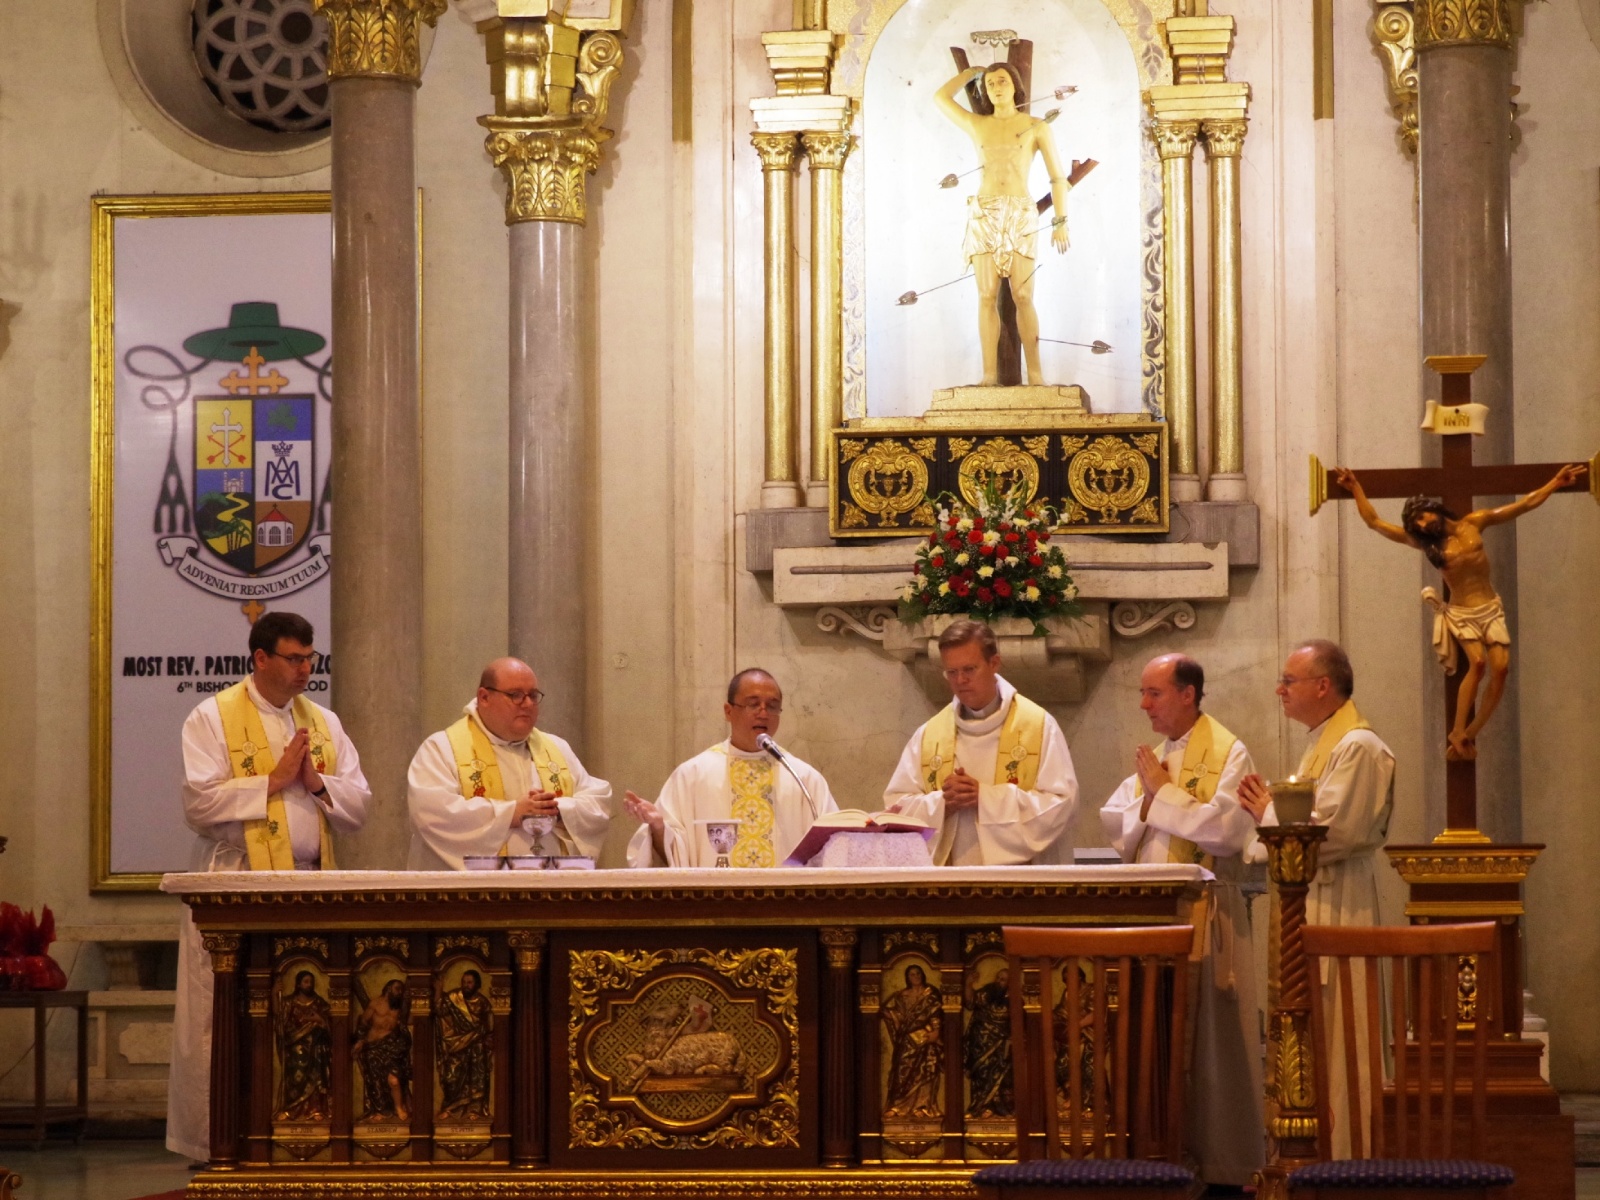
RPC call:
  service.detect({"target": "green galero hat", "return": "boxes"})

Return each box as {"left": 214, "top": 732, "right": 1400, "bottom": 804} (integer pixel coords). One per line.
{"left": 182, "top": 301, "right": 326, "bottom": 363}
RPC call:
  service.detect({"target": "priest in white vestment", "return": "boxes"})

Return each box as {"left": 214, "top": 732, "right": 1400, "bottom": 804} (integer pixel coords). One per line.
{"left": 883, "top": 620, "right": 1077, "bottom": 864}
{"left": 406, "top": 658, "right": 613, "bottom": 869}
{"left": 168, "top": 612, "right": 370, "bottom": 1164}
{"left": 1099, "top": 654, "right": 1262, "bottom": 1185}
{"left": 1241, "top": 639, "right": 1396, "bottom": 1159}
{"left": 624, "top": 669, "right": 838, "bottom": 867}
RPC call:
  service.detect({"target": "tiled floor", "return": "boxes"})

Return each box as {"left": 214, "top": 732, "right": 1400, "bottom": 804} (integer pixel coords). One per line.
{"left": 3, "top": 1142, "right": 1599, "bottom": 1200}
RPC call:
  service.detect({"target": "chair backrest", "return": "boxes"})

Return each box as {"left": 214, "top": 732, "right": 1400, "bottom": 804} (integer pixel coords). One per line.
{"left": 1301, "top": 921, "right": 1498, "bottom": 1162}
{"left": 1001, "top": 924, "right": 1198, "bottom": 1164}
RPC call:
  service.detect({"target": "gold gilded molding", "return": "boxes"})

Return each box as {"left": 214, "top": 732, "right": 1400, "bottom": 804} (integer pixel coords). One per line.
{"left": 354, "top": 935, "right": 411, "bottom": 961}
{"left": 1272, "top": 1012, "right": 1315, "bottom": 1111}
{"left": 1373, "top": 4, "right": 1420, "bottom": 156}
{"left": 203, "top": 933, "right": 242, "bottom": 973}
{"left": 1067, "top": 436, "right": 1152, "bottom": 520}
{"left": 483, "top": 125, "right": 607, "bottom": 225}
{"left": 509, "top": 930, "right": 548, "bottom": 971}
{"left": 435, "top": 934, "right": 490, "bottom": 960}
{"left": 820, "top": 928, "right": 858, "bottom": 969}
{"left": 1202, "top": 117, "right": 1248, "bottom": 158}
{"left": 313, "top": 0, "right": 446, "bottom": 82}
{"left": 753, "top": 131, "right": 803, "bottom": 172}
{"left": 274, "top": 935, "right": 331, "bottom": 962}
{"left": 568, "top": 948, "right": 800, "bottom": 1150}
{"left": 1154, "top": 119, "right": 1201, "bottom": 161}
{"left": 845, "top": 439, "right": 929, "bottom": 528}
{"left": 956, "top": 438, "right": 1040, "bottom": 510}
{"left": 1385, "top": 845, "right": 1540, "bottom": 884}
{"left": 802, "top": 130, "right": 852, "bottom": 171}
{"left": 1413, "top": 0, "right": 1512, "bottom": 48}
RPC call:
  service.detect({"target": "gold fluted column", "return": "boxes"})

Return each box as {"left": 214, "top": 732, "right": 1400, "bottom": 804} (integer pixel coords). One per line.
{"left": 1204, "top": 117, "right": 1248, "bottom": 501}
{"left": 754, "top": 131, "right": 804, "bottom": 509}
{"left": 803, "top": 130, "right": 852, "bottom": 508}
{"left": 477, "top": 3, "right": 633, "bottom": 747}
{"left": 1155, "top": 120, "right": 1201, "bottom": 501}
{"left": 314, "top": 0, "right": 443, "bottom": 868}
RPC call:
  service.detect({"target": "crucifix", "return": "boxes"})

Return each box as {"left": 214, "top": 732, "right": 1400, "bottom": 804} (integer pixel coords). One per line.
{"left": 1311, "top": 354, "right": 1597, "bottom": 841}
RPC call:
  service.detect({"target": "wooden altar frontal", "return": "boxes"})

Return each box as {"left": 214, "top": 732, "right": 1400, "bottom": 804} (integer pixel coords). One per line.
{"left": 165, "top": 865, "right": 1208, "bottom": 1199}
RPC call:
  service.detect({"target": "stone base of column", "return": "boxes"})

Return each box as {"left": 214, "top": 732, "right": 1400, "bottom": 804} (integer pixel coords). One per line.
{"left": 763, "top": 481, "right": 805, "bottom": 509}
{"left": 1170, "top": 474, "right": 1202, "bottom": 503}
{"left": 804, "top": 481, "right": 828, "bottom": 509}
{"left": 1205, "top": 472, "right": 1248, "bottom": 501}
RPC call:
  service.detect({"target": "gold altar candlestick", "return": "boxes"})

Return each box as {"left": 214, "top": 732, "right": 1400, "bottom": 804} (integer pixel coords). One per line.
{"left": 1256, "top": 819, "right": 1327, "bottom": 1200}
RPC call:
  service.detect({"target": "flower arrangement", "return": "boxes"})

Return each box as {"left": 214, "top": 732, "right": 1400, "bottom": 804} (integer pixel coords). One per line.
{"left": 897, "top": 482, "right": 1080, "bottom": 630}
{"left": 0, "top": 903, "right": 66, "bottom": 991}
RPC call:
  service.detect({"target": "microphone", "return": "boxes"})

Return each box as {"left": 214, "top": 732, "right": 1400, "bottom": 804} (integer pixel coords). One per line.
{"left": 757, "top": 735, "right": 817, "bottom": 822}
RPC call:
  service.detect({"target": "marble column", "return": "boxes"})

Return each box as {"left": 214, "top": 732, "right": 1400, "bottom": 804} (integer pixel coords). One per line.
{"left": 315, "top": 0, "right": 443, "bottom": 866}
{"left": 803, "top": 131, "right": 851, "bottom": 509}
{"left": 1156, "top": 121, "right": 1201, "bottom": 502}
{"left": 1414, "top": 0, "right": 1520, "bottom": 840}
{"left": 1203, "top": 117, "right": 1248, "bottom": 501}
{"left": 480, "top": 10, "right": 630, "bottom": 750}
{"left": 754, "top": 131, "right": 804, "bottom": 509}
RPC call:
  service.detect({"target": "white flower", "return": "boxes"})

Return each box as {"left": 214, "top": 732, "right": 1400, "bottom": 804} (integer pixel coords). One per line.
{"left": 938, "top": 582, "right": 951, "bottom": 596}
{"left": 982, "top": 529, "right": 1000, "bottom": 546}
{"left": 900, "top": 582, "right": 916, "bottom": 601}
{"left": 1065, "top": 583, "right": 1079, "bottom": 599}
{"left": 1005, "top": 555, "right": 1019, "bottom": 567}
{"left": 955, "top": 552, "right": 970, "bottom": 566}
{"left": 1025, "top": 585, "right": 1041, "bottom": 601}
{"left": 957, "top": 517, "right": 974, "bottom": 532}
{"left": 1047, "top": 565, "right": 1063, "bottom": 579}
{"left": 977, "top": 565, "right": 995, "bottom": 579}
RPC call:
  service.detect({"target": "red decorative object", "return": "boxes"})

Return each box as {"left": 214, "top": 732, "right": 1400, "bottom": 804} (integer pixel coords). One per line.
{"left": 0, "top": 904, "right": 67, "bottom": 991}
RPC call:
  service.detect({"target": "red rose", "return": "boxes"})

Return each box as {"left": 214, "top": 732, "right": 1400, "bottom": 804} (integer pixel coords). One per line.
{"left": 912, "top": 562, "right": 921, "bottom": 575}
{"left": 921, "top": 591, "right": 932, "bottom": 604}
{"left": 1029, "top": 553, "right": 1042, "bottom": 566}
{"left": 1024, "top": 508, "right": 1035, "bottom": 519}
{"left": 994, "top": 579, "right": 1013, "bottom": 598}
{"left": 1004, "top": 531, "right": 1020, "bottom": 544}
{"left": 973, "top": 518, "right": 986, "bottom": 532}
{"left": 981, "top": 544, "right": 996, "bottom": 557}
{"left": 946, "top": 531, "right": 961, "bottom": 547}
{"left": 931, "top": 555, "right": 945, "bottom": 569}
{"left": 968, "top": 530, "right": 983, "bottom": 545}
{"left": 1025, "top": 578, "right": 1038, "bottom": 589}
{"left": 977, "top": 587, "right": 994, "bottom": 604}
{"left": 954, "top": 581, "right": 970, "bottom": 597}
{"left": 928, "top": 534, "right": 939, "bottom": 546}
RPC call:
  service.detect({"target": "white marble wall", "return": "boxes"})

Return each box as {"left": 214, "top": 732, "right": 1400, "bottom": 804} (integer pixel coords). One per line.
{"left": 1, "top": 0, "right": 1598, "bottom": 1092}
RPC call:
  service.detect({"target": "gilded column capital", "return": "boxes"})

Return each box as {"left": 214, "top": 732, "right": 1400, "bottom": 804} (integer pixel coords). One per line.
{"left": 1153, "top": 119, "right": 1201, "bottom": 161}
{"left": 484, "top": 122, "right": 608, "bottom": 225}
{"left": 508, "top": 929, "right": 548, "bottom": 971}
{"left": 1202, "top": 117, "right": 1248, "bottom": 158}
{"left": 801, "top": 130, "right": 854, "bottom": 171}
{"left": 1413, "top": 0, "right": 1513, "bottom": 48}
{"left": 313, "top": 0, "right": 447, "bottom": 82}
{"left": 753, "top": 130, "right": 803, "bottom": 172}
{"left": 202, "top": 932, "right": 243, "bottom": 973}
{"left": 1373, "top": 3, "right": 1420, "bottom": 156}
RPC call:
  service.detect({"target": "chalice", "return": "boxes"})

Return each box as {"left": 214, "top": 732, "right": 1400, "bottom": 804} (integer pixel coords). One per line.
{"left": 524, "top": 813, "right": 557, "bottom": 861}
{"left": 703, "top": 821, "right": 741, "bottom": 869}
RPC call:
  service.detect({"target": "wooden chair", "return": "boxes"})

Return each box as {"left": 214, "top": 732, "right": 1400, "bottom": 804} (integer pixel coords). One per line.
{"left": 1287, "top": 921, "right": 1514, "bottom": 1199}
{"left": 970, "top": 924, "right": 1199, "bottom": 1200}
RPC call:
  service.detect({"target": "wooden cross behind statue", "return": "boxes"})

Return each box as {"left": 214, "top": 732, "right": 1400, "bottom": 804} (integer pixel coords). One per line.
{"left": 1311, "top": 354, "right": 1597, "bottom": 840}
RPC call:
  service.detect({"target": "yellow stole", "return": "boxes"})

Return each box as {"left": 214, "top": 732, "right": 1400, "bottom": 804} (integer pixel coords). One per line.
{"left": 1297, "top": 700, "right": 1371, "bottom": 781}
{"left": 919, "top": 691, "right": 1049, "bottom": 792}
{"left": 214, "top": 681, "right": 336, "bottom": 871}
{"left": 1131, "top": 713, "right": 1238, "bottom": 867}
{"left": 709, "top": 744, "right": 778, "bottom": 869}
{"left": 444, "top": 714, "right": 575, "bottom": 853}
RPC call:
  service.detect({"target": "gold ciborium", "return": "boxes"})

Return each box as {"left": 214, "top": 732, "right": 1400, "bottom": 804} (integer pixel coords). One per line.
{"left": 1267, "top": 776, "right": 1316, "bottom": 825}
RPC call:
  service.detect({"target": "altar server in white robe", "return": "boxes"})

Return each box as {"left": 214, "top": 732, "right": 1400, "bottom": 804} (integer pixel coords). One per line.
{"left": 624, "top": 669, "right": 838, "bottom": 867}
{"left": 406, "top": 658, "right": 613, "bottom": 869}
{"left": 1099, "top": 654, "right": 1262, "bottom": 1185}
{"left": 168, "top": 611, "right": 370, "bottom": 1164}
{"left": 1240, "top": 639, "right": 1396, "bottom": 1159}
{"left": 883, "top": 620, "right": 1077, "bottom": 864}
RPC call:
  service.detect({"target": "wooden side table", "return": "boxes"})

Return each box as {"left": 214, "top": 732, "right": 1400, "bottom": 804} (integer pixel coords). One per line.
{"left": 0, "top": 991, "right": 89, "bottom": 1147}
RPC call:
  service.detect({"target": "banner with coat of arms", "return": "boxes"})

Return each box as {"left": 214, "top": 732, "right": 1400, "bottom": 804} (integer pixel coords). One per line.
{"left": 91, "top": 194, "right": 335, "bottom": 889}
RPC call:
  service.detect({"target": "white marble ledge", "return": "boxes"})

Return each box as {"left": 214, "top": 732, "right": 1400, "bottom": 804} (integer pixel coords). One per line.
{"left": 161, "top": 864, "right": 1210, "bottom": 896}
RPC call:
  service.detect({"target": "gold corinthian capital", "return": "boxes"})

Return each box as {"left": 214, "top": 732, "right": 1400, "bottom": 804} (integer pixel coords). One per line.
{"left": 313, "top": 0, "right": 447, "bottom": 83}
{"left": 1413, "top": 0, "right": 1513, "bottom": 49}
{"left": 484, "top": 125, "right": 608, "bottom": 225}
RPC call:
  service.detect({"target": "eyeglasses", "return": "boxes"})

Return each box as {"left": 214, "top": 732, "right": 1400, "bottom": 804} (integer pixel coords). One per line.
{"left": 484, "top": 686, "right": 545, "bottom": 705}
{"left": 269, "top": 650, "right": 318, "bottom": 668}
{"left": 1276, "top": 674, "right": 1327, "bottom": 689}
{"left": 942, "top": 665, "right": 987, "bottom": 682}
{"left": 731, "top": 700, "right": 783, "bottom": 715}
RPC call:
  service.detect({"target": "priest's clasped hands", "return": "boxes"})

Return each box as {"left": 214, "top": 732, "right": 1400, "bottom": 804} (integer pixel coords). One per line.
{"left": 939, "top": 764, "right": 982, "bottom": 812}
{"left": 266, "top": 729, "right": 332, "bottom": 810}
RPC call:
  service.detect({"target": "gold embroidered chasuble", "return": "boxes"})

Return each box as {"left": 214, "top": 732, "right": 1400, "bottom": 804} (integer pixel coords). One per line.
{"left": 213, "top": 680, "right": 336, "bottom": 870}
{"left": 1132, "top": 713, "right": 1239, "bottom": 866}
{"left": 918, "top": 691, "right": 1049, "bottom": 792}
{"left": 444, "top": 713, "right": 576, "bottom": 854}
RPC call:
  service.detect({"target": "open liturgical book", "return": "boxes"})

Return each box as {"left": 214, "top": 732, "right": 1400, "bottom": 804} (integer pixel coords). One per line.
{"left": 784, "top": 810, "right": 935, "bottom": 867}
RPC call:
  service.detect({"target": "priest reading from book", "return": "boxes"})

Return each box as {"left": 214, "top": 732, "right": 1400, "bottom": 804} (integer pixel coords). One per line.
{"left": 883, "top": 620, "right": 1078, "bottom": 864}
{"left": 624, "top": 668, "right": 839, "bottom": 867}
{"left": 405, "top": 657, "right": 613, "bottom": 869}
{"left": 1098, "top": 653, "right": 1262, "bottom": 1186}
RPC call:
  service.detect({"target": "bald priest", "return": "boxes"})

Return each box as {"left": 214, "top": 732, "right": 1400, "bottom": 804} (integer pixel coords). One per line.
{"left": 625, "top": 668, "right": 838, "bottom": 867}
{"left": 884, "top": 620, "right": 1077, "bottom": 864}
{"left": 406, "top": 657, "right": 613, "bottom": 869}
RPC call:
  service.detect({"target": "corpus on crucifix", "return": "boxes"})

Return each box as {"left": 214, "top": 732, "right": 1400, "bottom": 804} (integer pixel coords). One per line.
{"left": 1312, "top": 356, "right": 1597, "bottom": 832}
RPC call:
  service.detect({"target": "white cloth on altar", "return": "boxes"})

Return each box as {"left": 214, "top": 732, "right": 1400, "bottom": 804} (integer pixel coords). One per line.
{"left": 1246, "top": 716, "right": 1396, "bottom": 1159}
{"left": 625, "top": 741, "right": 839, "bottom": 868}
{"left": 168, "top": 679, "right": 370, "bottom": 1164}
{"left": 405, "top": 700, "right": 613, "bottom": 870}
{"left": 1101, "top": 727, "right": 1263, "bottom": 1184}
{"left": 883, "top": 677, "right": 1078, "bottom": 865}
{"left": 808, "top": 830, "right": 934, "bottom": 870}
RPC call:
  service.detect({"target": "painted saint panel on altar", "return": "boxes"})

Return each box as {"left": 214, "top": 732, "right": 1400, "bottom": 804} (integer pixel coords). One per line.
{"left": 860, "top": 0, "right": 1148, "bottom": 417}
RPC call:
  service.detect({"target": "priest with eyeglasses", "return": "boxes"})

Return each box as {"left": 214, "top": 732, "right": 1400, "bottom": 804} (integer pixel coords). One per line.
{"left": 405, "top": 657, "right": 613, "bottom": 869}
{"left": 624, "top": 668, "right": 838, "bottom": 867}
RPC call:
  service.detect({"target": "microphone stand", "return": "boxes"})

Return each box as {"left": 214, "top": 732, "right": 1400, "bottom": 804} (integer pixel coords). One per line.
{"left": 761, "top": 739, "right": 819, "bottom": 822}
